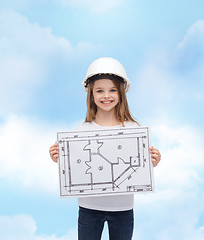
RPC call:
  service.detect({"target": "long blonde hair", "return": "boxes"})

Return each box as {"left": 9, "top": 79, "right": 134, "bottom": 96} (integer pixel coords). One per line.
{"left": 85, "top": 79, "right": 139, "bottom": 126}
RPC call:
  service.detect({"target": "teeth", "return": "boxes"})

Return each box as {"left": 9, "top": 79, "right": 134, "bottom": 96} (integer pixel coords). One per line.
{"left": 102, "top": 101, "right": 112, "bottom": 104}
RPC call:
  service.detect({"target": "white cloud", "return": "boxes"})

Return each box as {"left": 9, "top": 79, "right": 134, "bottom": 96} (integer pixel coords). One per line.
{"left": 135, "top": 53, "right": 175, "bottom": 100}
{"left": 0, "top": 9, "right": 104, "bottom": 116}
{"left": 131, "top": 20, "right": 204, "bottom": 121}
{"left": 176, "top": 20, "right": 204, "bottom": 54}
{"left": 0, "top": 214, "right": 77, "bottom": 240}
{"left": 131, "top": 50, "right": 176, "bottom": 120}
{"left": 0, "top": 115, "right": 80, "bottom": 193}
{"left": 0, "top": 55, "right": 45, "bottom": 114}
{"left": 0, "top": 10, "right": 72, "bottom": 59}
{"left": 0, "top": 214, "right": 37, "bottom": 239}
{"left": 174, "top": 20, "right": 204, "bottom": 79}
{"left": 0, "top": 10, "right": 72, "bottom": 115}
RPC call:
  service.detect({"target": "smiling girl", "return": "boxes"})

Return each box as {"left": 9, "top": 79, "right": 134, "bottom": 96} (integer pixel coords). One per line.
{"left": 49, "top": 57, "right": 161, "bottom": 240}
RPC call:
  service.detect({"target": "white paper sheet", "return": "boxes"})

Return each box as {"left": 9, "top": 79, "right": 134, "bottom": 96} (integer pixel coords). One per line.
{"left": 57, "top": 126, "right": 154, "bottom": 197}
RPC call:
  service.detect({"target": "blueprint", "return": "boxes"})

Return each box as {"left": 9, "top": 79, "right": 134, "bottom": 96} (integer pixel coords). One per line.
{"left": 57, "top": 126, "right": 154, "bottom": 197}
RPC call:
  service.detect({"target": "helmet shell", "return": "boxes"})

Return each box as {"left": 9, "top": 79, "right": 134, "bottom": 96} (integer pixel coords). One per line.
{"left": 82, "top": 57, "right": 131, "bottom": 92}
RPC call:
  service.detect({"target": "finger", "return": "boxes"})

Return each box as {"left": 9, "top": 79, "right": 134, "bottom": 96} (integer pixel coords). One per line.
{"left": 149, "top": 146, "right": 154, "bottom": 151}
{"left": 52, "top": 156, "right": 58, "bottom": 163}
{"left": 51, "top": 149, "right": 59, "bottom": 155}
{"left": 49, "top": 148, "right": 59, "bottom": 159}
{"left": 50, "top": 151, "right": 59, "bottom": 159}
{"left": 150, "top": 149, "right": 161, "bottom": 159}
{"left": 151, "top": 154, "right": 161, "bottom": 163}
{"left": 150, "top": 147, "right": 159, "bottom": 154}
{"left": 51, "top": 153, "right": 59, "bottom": 162}
{"left": 151, "top": 153, "right": 160, "bottom": 159}
{"left": 49, "top": 147, "right": 59, "bottom": 154}
{"left": 151, "top": 159, "right": 158, "bottom": 167}
{"left": 50, "top": 144, "right": 59, "bottom": 150}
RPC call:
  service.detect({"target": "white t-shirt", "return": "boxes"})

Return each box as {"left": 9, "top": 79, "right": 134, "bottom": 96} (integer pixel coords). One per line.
{"left": 75, "top": 121, "right": 139, "bottom": 212}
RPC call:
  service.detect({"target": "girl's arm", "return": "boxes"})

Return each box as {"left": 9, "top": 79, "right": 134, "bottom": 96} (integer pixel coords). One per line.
{"left": 49, "top": 142, "right": 59, "bottom": 163}
{"left": 150, "top": 146, "right": 161, "bottom": 167}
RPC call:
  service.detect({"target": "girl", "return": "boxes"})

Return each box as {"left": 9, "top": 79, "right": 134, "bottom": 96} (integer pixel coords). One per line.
{"left": 49, "top": 57, "right": 161, "bottom": 240}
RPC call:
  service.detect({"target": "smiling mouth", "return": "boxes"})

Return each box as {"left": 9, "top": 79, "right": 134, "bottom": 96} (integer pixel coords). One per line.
{"left": 101, "top": 100, "right": 113, "bottom": 104}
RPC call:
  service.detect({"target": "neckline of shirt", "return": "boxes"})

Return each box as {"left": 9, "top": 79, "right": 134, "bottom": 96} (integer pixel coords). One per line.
{"left": 92, "top": 121, "right": 122, "bottom": 128}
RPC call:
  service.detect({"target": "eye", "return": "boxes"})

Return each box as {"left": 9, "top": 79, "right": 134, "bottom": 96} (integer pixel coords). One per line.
{"left": 96, "top": 90, "right": 103, "bottom": 93}
{"left": 110, "top": 89, "right": 117, "bottom": 92}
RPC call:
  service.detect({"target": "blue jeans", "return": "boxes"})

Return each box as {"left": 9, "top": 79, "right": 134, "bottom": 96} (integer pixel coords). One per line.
{"left": 78, "top": 207, "right": 134, "bottom": 240}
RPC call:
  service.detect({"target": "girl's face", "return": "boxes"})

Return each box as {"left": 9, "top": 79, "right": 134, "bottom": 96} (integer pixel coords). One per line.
{"left": 92, "top": 79, "right": 119, "bottom": 113}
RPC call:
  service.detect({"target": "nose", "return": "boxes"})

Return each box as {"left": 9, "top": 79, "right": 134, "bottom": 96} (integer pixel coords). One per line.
{"left": 103, "top": 91, "right": 110, "bottom": 98}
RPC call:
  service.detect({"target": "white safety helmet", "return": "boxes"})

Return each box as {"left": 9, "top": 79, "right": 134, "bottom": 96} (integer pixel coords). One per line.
{"left": 82, "top": 57, "right": 131, "bottom": 92}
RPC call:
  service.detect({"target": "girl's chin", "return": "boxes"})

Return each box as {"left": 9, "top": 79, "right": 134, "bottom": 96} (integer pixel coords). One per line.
{"left": 97, "top": 106, "right": 116, "bottom": 112}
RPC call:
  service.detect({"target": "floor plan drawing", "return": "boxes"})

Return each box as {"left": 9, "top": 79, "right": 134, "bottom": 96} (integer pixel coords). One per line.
{"left": 57, "top": 127, "right": 154, "bottom": 197}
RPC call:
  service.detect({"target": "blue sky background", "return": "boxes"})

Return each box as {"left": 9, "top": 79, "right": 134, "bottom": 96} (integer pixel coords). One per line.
{"left": 0, "top": 0, "right": 204, "bottom": 239}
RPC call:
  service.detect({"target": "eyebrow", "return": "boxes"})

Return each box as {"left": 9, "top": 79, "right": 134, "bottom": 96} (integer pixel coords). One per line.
{"left": 94, "top": 86, "right": 117, "bottom": 90}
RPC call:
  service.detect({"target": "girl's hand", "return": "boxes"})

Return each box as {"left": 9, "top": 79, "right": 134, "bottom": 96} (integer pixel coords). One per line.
{"left": 150, "top": 146, "right": 161, "bottom": 167}
{"left": 49, "top": 142, "right": 59, "bottom": 163}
